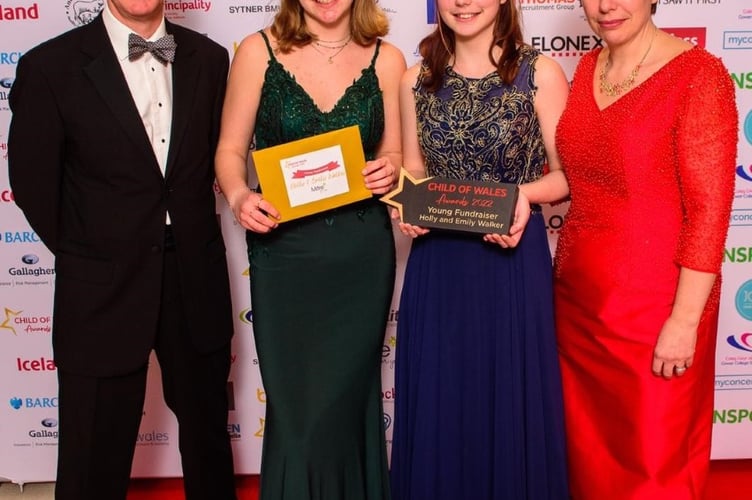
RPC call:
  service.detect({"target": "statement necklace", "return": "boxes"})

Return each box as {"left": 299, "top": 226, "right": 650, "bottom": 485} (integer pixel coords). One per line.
{"left": 599, "top": 30, "right": 656, "bottom": 97}
{"left": 311, "top": 35, "right": 352, "bottom": 64}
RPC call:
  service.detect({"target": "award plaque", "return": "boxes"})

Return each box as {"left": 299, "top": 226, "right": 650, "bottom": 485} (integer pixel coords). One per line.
{"left": 381, "top": 171, "right": 519, "bottom": 235}
{"left": 251, "top": 125, "right": 371, "bottom": 222}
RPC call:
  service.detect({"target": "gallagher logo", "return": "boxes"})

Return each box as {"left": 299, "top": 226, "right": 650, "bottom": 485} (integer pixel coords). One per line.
{"left": 735, "top": 280, "right": 752, "bottom": 320}
{"left": 9, "top": 253, "right": 55, "bottom": 279}
{"left": 727, "top": 332, "right": 752, "bottom": 353}
{"left": 8, "top": 396, "right": 59, "bottom": 410}
{"left": 663, "top": 27, "right": 706, "bottom": 48}
{"left": 65, "top": 0, "right": 103, "bottom": 27}
{"left": 0, "top": 76, "right": 13, "bottom": 88}
{"left": 0, "top": 307, "right": 52, "bottom": 335}
{"left": 0, "top": 3, "right": 39, "bottom": 21}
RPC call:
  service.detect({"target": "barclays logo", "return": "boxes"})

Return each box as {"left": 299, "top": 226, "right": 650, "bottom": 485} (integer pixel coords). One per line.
{"left": 0, "top": 78, "right": 13, "bottom": 89}
{"left": 41, "top": 418, "right": 58, "bottom": 428}
{"left": 21, "top": 254, "right": 39, "bottom": 265}
{"left": 9, "top": 397, "right": 22, "bottom": 410}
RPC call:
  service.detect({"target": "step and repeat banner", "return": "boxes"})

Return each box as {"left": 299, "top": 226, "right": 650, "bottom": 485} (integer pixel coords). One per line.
{"left": 1, "top": 0, "right": 750, "bottom": 485}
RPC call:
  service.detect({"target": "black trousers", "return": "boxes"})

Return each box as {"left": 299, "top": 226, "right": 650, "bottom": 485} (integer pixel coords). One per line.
{"left": 54, "top": 244, "right": 236, "bottom": 500}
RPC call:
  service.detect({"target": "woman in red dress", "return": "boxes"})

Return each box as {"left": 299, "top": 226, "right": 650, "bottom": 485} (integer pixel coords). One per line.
{"left": 554, "top": 0, "right": 738, "bottom": 498}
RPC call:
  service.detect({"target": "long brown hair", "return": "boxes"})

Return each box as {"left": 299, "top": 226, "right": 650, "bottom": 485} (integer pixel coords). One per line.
{"left": 420, "top": 0, "right": 525, "bottom": 92}
{"left": 271, "top": 0, "right": 389, "bottom": 53}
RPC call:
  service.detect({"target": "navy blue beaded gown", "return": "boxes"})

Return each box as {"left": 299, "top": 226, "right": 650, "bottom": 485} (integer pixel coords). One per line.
{"left": 390, "top": 48, "right": 569, "bottom": 500}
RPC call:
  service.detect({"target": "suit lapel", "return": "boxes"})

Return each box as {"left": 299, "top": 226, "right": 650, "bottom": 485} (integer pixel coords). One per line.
{"left": 165, "top": 21, "right": 200, "bottom": 178}
{"left": 81, "top": 16, "right": 161, "bottom": 174}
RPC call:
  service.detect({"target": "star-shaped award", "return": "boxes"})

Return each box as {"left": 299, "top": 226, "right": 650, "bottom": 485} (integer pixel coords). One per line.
{"left": 380, "top": 170, "right": 518, "bottom": 235}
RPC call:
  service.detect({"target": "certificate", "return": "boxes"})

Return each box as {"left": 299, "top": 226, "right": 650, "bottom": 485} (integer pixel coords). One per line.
{"left": 251, "top": 125, "right": 371, "bottom": 222}
{"left": 381, "top": 170, "right": 519, "bottom": 235}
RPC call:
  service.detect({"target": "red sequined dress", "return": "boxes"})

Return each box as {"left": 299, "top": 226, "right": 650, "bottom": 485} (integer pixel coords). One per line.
{"left": 554, "top": 46, "right": 737, "bottom": 498}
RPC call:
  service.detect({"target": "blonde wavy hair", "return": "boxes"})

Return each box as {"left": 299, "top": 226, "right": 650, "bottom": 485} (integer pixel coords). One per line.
{"left": 270, "top": 0, "right": 389, "bottom": 52}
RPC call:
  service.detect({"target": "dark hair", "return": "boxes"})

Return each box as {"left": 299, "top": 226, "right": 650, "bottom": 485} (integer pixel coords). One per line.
{"left": 271, "top": 0, "right": 389, "bottom": 53}
{"left": 419, "top": 0, "right": 525, "bottom": 92}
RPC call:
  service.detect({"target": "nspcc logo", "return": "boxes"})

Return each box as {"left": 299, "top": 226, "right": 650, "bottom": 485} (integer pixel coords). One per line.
{"left": 735, "top": 280, "right": 752, "bottom": 320}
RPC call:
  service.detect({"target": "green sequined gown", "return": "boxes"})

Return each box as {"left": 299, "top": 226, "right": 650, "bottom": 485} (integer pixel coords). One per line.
{"left": 248, "top": 32, "right": 394, "bottom": 500}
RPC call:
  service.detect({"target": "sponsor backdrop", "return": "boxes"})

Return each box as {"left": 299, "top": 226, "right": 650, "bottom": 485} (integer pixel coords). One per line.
{"left": 0, "top": 0, "right": 749, "bottom": 485}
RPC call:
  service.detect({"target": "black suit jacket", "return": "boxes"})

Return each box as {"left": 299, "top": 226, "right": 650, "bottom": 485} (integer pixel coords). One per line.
{"left": 8, "top": 16, "right": 233, "bottom": 377}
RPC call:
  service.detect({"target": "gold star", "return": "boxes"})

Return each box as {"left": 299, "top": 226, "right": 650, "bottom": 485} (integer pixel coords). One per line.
{"left": 0, "top": 307, "right": 22, "bottom": 336}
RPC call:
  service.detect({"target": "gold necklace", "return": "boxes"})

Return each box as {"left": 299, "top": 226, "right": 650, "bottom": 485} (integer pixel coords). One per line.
{"left": 311, "top": 35, "right": 352, "bottom": 64}
{"left": 599, "top": 30, "right": 656, "bottom": 97}
{"left": 314, "top": 33, "right": 351, "bottom": 46}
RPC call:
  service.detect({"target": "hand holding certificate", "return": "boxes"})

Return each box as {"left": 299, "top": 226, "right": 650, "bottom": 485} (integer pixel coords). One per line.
{"left": 381, "top": 170, "right": 519, "bottom": 235}
{"left": 251, "top": 125, "right": 372, "bottom": 223}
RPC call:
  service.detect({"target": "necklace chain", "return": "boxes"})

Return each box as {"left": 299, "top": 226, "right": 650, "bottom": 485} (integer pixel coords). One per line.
{"left": 599, "top": 30, "right": 656, "bottom": 97}
{"left": 314, "top": 33, "right": 351, "bottom": 46}
{"left": 311, "top": 35, "right": 352, "bottom": 64}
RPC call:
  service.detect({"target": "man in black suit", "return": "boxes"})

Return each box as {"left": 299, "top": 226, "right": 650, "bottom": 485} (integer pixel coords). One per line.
{"left": 7, "top": 1, "right": 236, "bottom": 499}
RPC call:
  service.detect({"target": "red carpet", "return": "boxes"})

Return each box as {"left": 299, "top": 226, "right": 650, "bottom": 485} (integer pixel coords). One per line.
{"left": 126, "top": 460, "right": 752, "bottom": 499}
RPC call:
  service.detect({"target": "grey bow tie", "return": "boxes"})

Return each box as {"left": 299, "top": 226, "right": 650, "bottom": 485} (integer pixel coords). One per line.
{"left": 128, "top": 33, "right": 176, "bottom": 64}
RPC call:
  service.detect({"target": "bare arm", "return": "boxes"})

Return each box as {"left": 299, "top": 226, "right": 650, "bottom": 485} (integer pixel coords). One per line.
{"left": 214, "top": 31, "right": 279, "bottom": 233}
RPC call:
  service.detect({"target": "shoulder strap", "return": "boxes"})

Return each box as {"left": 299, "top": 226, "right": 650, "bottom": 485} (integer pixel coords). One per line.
{"left": 259, "top": 30, "right": 276, "bottom": 60}
{"left": 369, "top": 39, "right": 382, "bottom": 68}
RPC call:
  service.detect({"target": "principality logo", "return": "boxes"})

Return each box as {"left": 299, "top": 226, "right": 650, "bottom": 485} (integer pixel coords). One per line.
{"left": 65, "top": 0, "right": 103, "bottom": 27}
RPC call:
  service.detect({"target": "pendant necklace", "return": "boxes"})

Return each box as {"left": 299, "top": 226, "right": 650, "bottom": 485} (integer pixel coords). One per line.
{"left": 311, "top": 35, "right": 352, "bottom": 64}
{"left": 599, "top": 29, "right": 656, "bottom": 97}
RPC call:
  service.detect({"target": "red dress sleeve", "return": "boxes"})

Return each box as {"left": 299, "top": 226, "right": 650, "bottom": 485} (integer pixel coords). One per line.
{"left": 674, "top": 51, "right": 738, "bottom": 273}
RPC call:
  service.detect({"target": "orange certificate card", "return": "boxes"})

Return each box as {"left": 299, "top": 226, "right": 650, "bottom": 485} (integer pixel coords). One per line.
{"left": 251, "top": 125, "right": 371, "bottom": 223}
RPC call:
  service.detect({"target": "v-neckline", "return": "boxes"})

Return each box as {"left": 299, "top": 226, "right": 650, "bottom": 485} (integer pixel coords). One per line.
{"left": 269, "top": 58, "right": 374, "bottom": 116}
{"left": 591, "top": 46, "right": 697, "bottom": 113}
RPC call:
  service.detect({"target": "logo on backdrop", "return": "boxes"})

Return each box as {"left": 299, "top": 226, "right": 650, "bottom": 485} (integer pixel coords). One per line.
{"left": 0, "top": 2, "right": 39, "bottom": 21}
{"left": 662, "top": 27, "right": 706, "bottom": 48}
{"left": 8, "top": 396, "right": 59, "bottom": 410}
{"left": 0, "top": 230, "right": 41, "bottom": 243}
{"left": 0, "top": 307, "right": 51, "bottom": 335}
{"left": 745, "top": 110, "right": 752, "bottom": 146}
{"left": 383, "top": 412, "right": 392, "bottom": 431}
{"left": 135, "top": 429, "right": 170, "bottom": 446}
{"left": 714, "top": 408, "right": 752, "bottom": 424}
{"left": 660, "top": 0, "right": 722, "bottom": 9}
{"left": 16, "top": 356, "right": 56, "bottom": 372}
{"left": 8, "top": 253, "right": 55, "bottom": 285}
{"left": 239, "top": 307, "right": 253, "bottom": 325}
{"left": 732, "top": 72, "right": 752, "bottom": 90}
{"left": 725, "top": 245, "right": 752, "bottom": 263}
{"left": 227, "top": 423, "right": 242, "bottom": 440}
{"left": 165, "top": 0, "right": 213, "bottom": 20}
{"left": 519, "top": 0, "right": 577, "bottom": 14}
{"left": 1, "top": 189, "right": 14, "bottom": 202}
{"left": 735, "top": 280, "right": 752, "bottom": 320}
{"left": 530, "top": 32, "right": 603, "bottom": 59}
{"left": 228, "top": 3, "right": 279, "bottom": 15}
{"left": 724, "top": 31, "right": 752, "bottom": 50}
{"left": 727, "top": 333, "right": 752, "bottom": 353}
{"left": 65, "top": 0, "right": 103, "bottom": 27}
